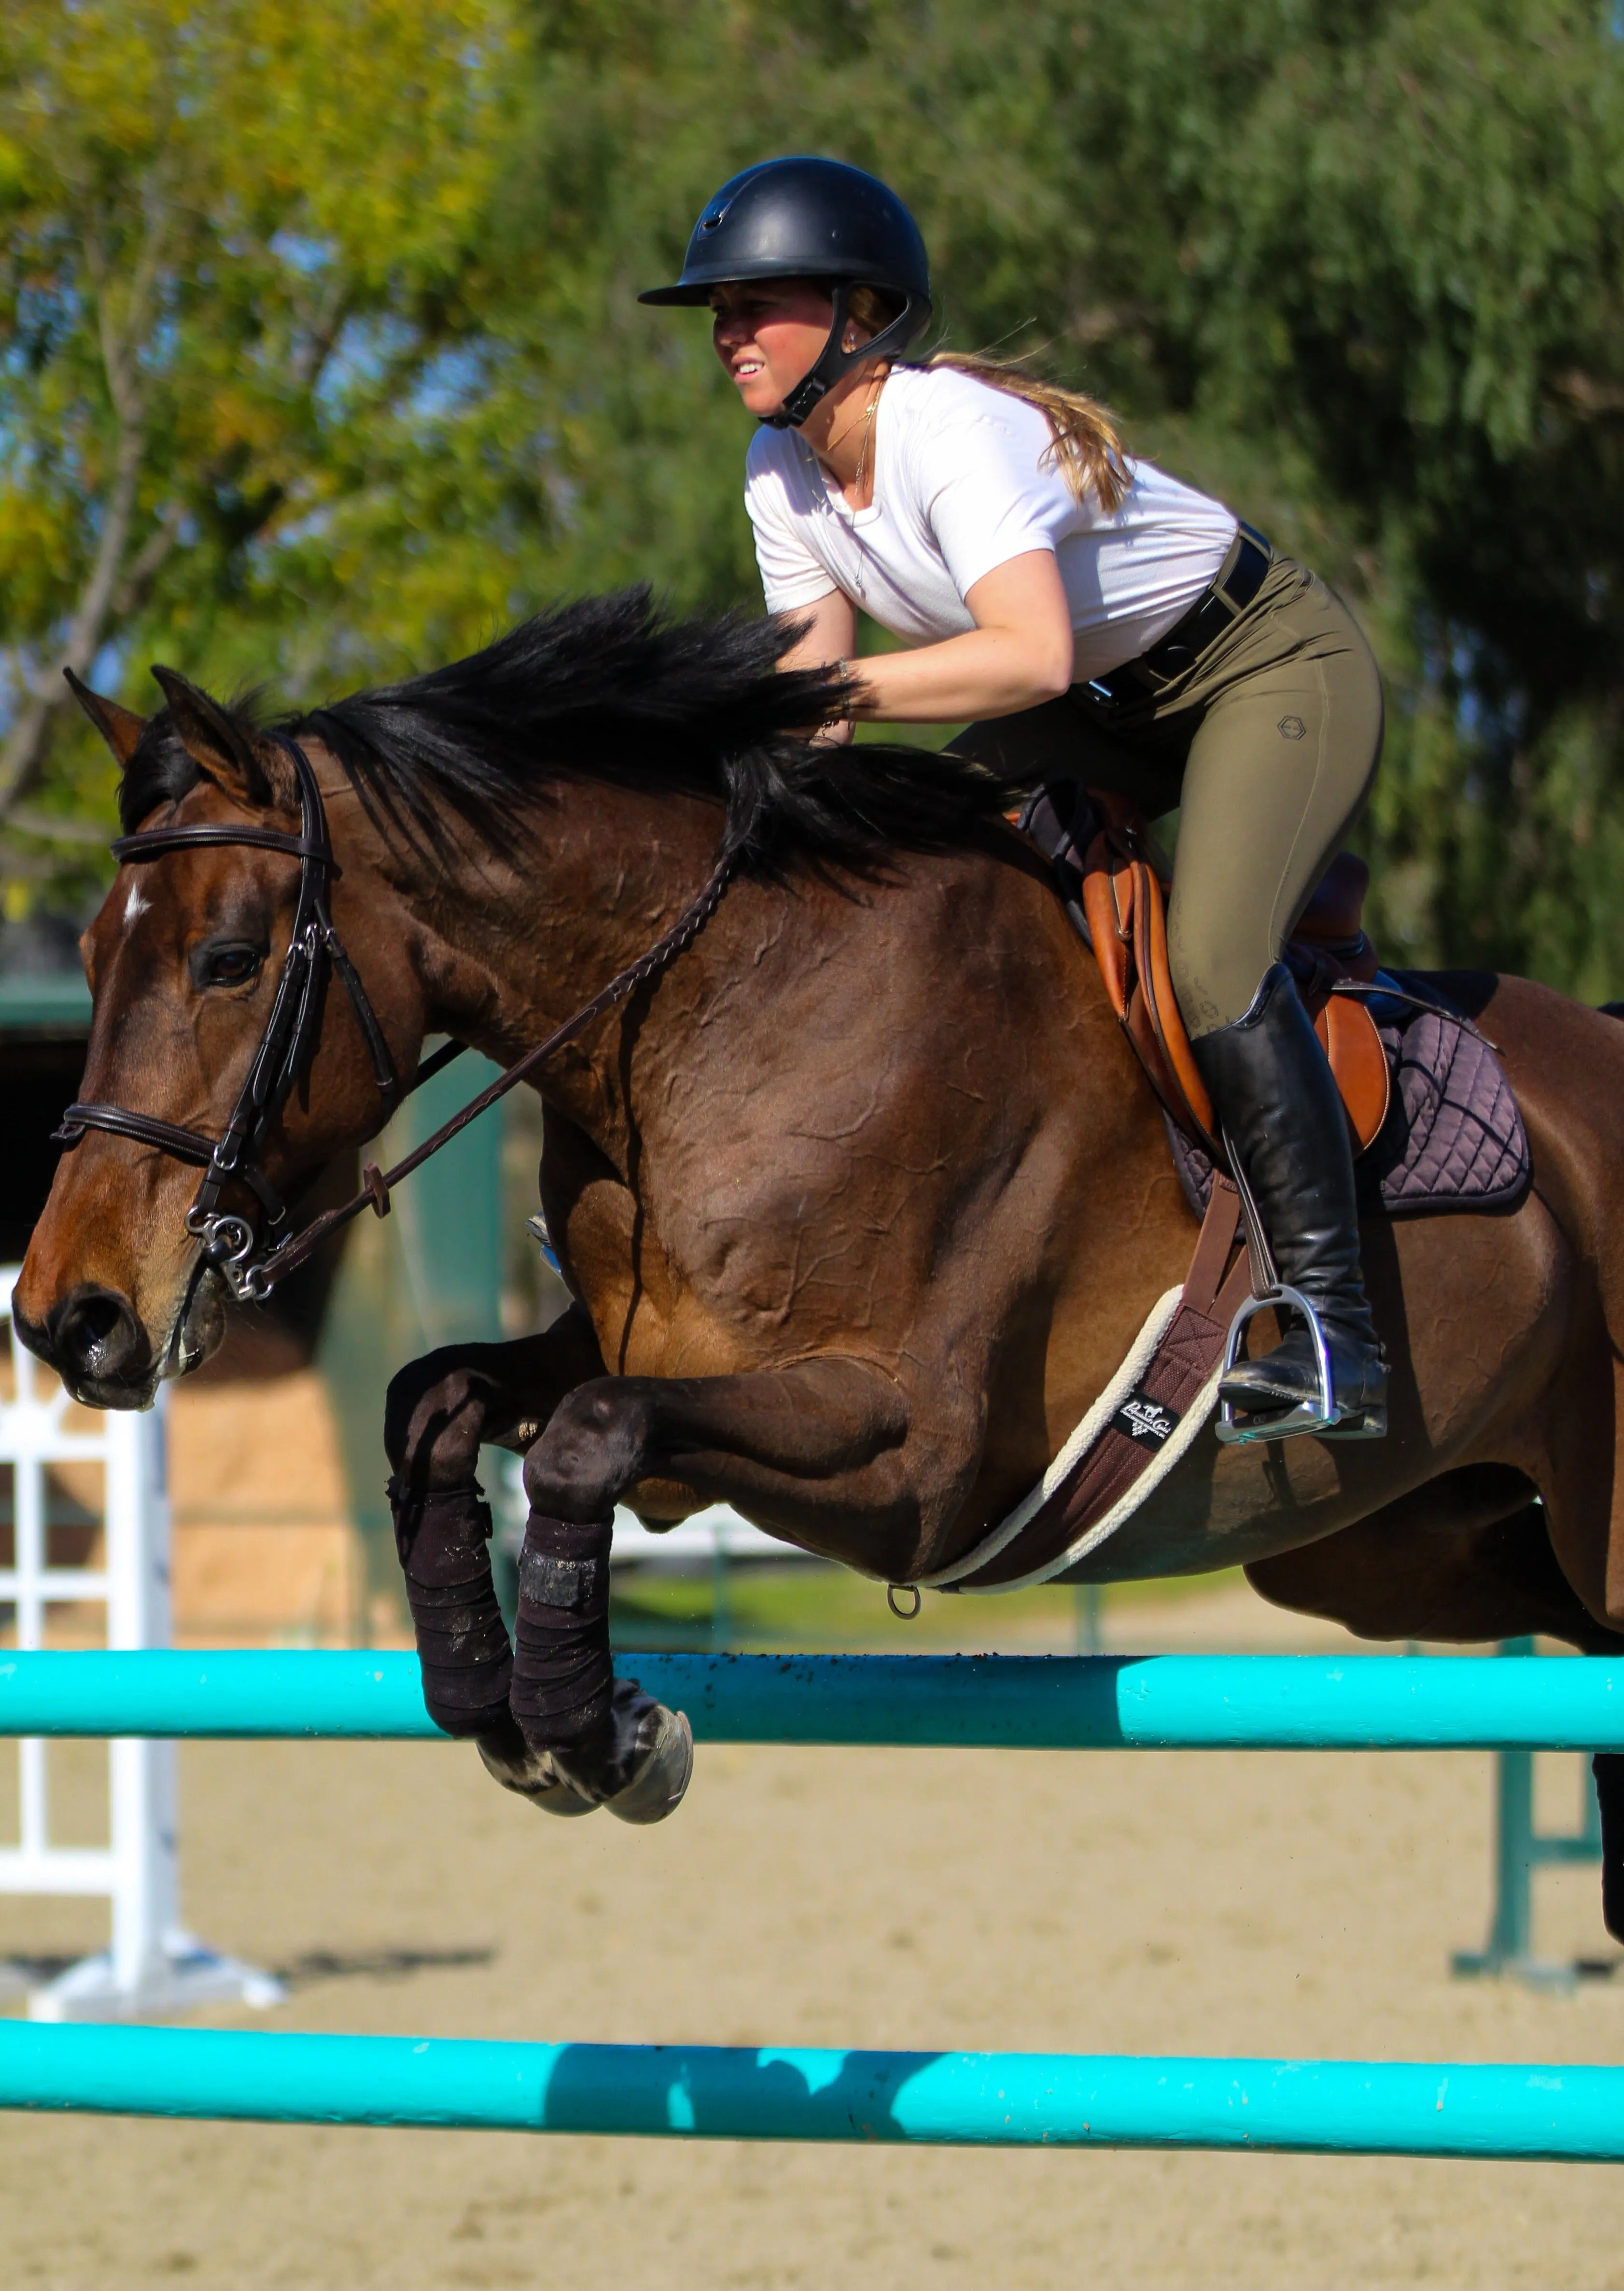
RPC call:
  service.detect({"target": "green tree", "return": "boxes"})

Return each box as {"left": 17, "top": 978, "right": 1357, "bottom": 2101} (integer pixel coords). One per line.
{"left": 1195, "top": 0, "right": 1624, "bottom": 989}
{"left": 508, "top": 0, "right": 1624, "bottom": 990}
{"left": 13, "top": 0, "right": 1624, "bottom": 996}
{"left": 0, "top": 0, "right": 526, "bottom": 907}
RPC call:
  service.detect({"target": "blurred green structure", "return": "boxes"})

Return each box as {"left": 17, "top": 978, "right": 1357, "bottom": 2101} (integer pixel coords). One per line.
{"left": 1452, "top": 1638, "right": 1607, "bottom": 1991}
{"left": 317, "top": 1048, "right": 508, "bottom": 1638}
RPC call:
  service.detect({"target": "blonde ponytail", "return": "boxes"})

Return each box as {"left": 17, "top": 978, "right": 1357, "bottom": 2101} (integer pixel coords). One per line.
{"left": 843, "top": 288, "right": 1132, "bottom": 515}
{"left": 927, "top": 352, "right": 1131, "bottom": 514}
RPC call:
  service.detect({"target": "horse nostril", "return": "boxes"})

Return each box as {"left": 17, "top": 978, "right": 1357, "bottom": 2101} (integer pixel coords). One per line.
{"left": 76, "top": 1295, "right": 122, "bottom": 1345}
{"left": 47, "top": 1285, "right": 147, "bottom": 1385}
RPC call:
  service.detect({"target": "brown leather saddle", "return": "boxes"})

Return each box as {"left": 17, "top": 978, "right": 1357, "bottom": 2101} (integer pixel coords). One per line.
{"left": 1021, "top": 784, "right": 1390, "bottom": 1162}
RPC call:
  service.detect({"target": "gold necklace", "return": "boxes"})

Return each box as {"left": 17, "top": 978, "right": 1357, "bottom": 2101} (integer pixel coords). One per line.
{"left": 852, "top": 380, "right": 881, "bottom": 505}
{"left": 807, "top": 369, "right": 888, "bottom": 601}
{"left": 819, "top": 369, "right": 886, "bottom": 503}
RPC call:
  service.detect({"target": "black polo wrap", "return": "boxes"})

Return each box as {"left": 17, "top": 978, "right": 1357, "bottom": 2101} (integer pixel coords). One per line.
{"left": 389, "top": 1479, "right": 513, "bottom": 1737}
{"left": 509, "top": 1510, "right": 616, "bottom": 1748}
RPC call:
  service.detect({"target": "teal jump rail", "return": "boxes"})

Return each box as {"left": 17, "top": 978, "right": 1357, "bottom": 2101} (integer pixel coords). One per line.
{"left": 1, "top": 1650, "right": 1623, "bottom": 1750}
{"left": 1, "top": 2025, "right": 1621, "bottom": 2160}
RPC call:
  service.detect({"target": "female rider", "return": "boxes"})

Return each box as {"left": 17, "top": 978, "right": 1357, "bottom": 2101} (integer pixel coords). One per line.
{"left": 641, "top": 155, "right": 1386, "bottom": 1443}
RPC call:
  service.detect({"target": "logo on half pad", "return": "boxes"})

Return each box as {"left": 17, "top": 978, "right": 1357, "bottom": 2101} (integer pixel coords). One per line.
{"left": 1110, "top": 1393, "right": 1179, "bottom": 1445}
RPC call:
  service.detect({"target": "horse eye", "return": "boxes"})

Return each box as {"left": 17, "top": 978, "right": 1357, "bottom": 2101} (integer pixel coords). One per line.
{"left": 199, "top": 944, "right": 263, "bottom": 989}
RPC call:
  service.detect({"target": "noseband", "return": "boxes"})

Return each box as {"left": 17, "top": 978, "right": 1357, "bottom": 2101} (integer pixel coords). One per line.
{"left": 55, "top": 730, "right": 736, "bottom": 1306}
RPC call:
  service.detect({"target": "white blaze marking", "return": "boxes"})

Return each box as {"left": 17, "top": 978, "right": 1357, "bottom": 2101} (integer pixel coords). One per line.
{"left": 123, "top": 885, "right": 149, "bottom": 928}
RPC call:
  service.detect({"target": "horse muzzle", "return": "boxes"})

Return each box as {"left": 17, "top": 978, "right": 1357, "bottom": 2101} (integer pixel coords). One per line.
{"left": 14, "top": 1281, "right": 156, "bottom": 1409}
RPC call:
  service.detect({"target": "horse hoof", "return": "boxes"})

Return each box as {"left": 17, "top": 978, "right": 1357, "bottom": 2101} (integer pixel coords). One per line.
{"left": 549, "top": 1680, "right": 694, "bottom": 1825}
{"left": 603, "top": 1703, "right": 693, "bottom": 1826}
{"left": 476, "top": 1734, "right": 598, "bottom": 1817}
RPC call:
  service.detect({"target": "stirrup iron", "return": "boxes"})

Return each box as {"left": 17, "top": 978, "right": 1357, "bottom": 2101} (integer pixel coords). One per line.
{"left": 1215, "top": 1284, "right": 1384, "bottom": 1446}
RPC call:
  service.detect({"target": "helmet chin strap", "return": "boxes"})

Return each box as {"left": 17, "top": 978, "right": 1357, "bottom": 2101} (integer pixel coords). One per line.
{"left": 764, "top": 283, "right": 928, "bottom": 430}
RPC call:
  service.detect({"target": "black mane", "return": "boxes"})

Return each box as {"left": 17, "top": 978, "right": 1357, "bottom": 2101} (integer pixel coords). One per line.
{"left": 118, "top": 590, "right": 1028, "bottom": 866}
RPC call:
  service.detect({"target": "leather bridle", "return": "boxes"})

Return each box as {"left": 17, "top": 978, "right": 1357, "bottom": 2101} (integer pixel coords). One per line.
{"left": 54, "top": 730, "right": 737, "bottom": 1307}
{"left": 54, "top": 734, "right": 421, "bottom": 1301}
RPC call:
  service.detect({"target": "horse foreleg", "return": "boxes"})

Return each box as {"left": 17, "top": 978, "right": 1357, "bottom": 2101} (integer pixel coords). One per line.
{"left": 506, "top": 1358, "right": 960, "bottom": 1820}
{"left": 381, "top": 1308, "right": 611, "bottom": 1812}
{"left": 520, "top": 1357, "right": 927, "bottom": 1562}
{"left": 383, "top": 1302, "right": 607, "bottom": 1494}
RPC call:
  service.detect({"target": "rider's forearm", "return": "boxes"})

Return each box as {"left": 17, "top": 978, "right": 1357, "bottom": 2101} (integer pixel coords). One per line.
{"left": 845, "top": 625, "right": 1074, "bottom": 724}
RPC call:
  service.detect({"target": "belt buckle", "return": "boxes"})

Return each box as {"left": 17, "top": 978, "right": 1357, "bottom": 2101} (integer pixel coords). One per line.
{"left": 1146, "top": 642, "right": 1195, "bottom": 682}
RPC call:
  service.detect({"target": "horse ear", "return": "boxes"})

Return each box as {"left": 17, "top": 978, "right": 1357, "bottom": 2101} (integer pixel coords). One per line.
{"left": 63, "top": 669, "right": 147, "bottom": 766}
{"left": 148, "top": 666, "right": 298, "bottom": 812}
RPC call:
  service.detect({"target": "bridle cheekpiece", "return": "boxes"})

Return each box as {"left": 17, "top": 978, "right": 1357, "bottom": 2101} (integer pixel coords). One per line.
{"left": 55, "top": 734, "right": 406, "bottom": 1304}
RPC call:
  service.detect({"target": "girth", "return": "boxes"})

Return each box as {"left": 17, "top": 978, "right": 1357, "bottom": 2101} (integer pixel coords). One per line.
{"left": 915, "top": 1176, "right": 1259, "bottom": 1593}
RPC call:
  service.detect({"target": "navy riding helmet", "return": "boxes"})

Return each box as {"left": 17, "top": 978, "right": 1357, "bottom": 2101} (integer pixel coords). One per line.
{"left": 639, "top": 156, "right": 932, "bottom": 429}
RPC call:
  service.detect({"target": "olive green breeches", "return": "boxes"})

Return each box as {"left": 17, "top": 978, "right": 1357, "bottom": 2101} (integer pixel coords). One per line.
{"left": 951, "top": 557, "right": 1384, "bottom": 1038}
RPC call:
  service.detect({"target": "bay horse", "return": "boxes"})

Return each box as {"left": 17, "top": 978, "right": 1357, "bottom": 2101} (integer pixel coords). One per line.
{"left": 16, "top": 595, "right": 1624, "bottom": 1883}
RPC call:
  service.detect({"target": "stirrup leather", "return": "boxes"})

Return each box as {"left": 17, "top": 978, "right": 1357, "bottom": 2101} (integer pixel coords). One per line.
{"left": 1216, "top": 1286, "right": 1386, "bottom": 1446}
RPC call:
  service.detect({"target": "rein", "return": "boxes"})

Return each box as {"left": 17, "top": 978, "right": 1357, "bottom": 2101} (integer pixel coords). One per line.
{"left": 55, "top": 732, "right": 737, "bottom": 1306}
{"left": 263, "top": 845, "right": 737, "bottom": 1296}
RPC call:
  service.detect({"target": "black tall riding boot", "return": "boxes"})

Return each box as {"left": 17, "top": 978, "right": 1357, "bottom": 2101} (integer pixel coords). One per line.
{"left": 1190, "top": 963, "right": 1387, "bottom": 1439}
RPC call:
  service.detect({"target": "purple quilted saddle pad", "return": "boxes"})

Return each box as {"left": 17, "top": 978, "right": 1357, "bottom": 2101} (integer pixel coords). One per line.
{"left": 1168, "top": 971, "right": 1532, "bottom": 1221}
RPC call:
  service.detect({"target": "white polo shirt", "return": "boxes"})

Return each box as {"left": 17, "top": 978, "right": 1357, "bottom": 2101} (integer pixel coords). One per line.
{"left": 744, "top": 363, "right": 1237, "bottom": 681}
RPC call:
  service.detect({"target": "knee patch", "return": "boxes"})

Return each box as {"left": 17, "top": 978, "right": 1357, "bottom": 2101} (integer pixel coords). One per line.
{"left": 510, "top": 1510, "right": 614, "bottom": 1750}
{"left": 389, "top": 1479, "right": 512, "bottom": 1737}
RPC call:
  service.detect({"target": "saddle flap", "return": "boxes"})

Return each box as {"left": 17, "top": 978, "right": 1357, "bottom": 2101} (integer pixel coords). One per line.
{"left": 1075, "top": 791, "right": 1388, "bottom": 1159}
{"left": 1080, "top": 829, "right": 1218, "bottom": 1150}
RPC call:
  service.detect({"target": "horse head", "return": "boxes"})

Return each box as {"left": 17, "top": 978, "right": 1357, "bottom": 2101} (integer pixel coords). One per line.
{"left": 14, "top": 670, "right": 421, "bottom": 1407}
{"left": 12, "top": 596, "right": 994, "bottom": 1412}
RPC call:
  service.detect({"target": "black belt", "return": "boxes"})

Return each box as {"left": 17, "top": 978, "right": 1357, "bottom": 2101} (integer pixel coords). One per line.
{"left": 1085, "top": 523, "right": 1273, "bottom": 707}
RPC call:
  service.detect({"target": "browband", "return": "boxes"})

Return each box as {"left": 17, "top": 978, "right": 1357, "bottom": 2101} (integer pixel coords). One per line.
{"left": 111, "top": 823, "right": 334, "bottom": 866}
